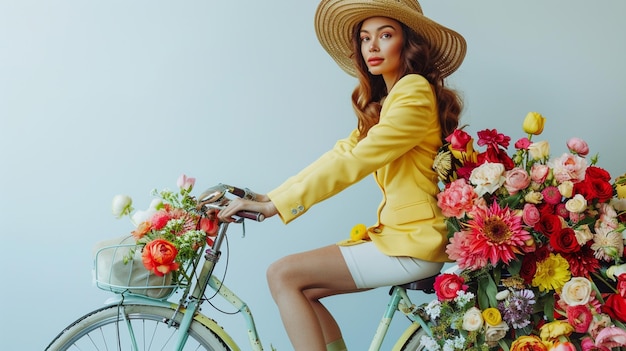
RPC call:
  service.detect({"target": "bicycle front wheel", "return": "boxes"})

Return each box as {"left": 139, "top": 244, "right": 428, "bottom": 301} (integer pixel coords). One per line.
{"left": 45, "top": 304, "right": 229, "bottom": 351}
{"left": 400, "top": 326, "right": 428, "bottom": 351}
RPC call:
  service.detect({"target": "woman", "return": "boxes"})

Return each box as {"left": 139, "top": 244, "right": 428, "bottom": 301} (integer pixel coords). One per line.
{"left": 217, "top": 0, "right": 466, "bottom": 350}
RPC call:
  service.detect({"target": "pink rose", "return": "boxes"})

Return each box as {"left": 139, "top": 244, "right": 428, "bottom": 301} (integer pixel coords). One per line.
{"left": 595, "top": 326, "right": 626, "bottom": 349}
{"left": 436, "top": 178, "right": 478, "bottom": 218}
{"left": 530, "top": 164, "right": 550, "bottom": 183}
{"left": 566, "top": 137, "right": 589, "bottom": 156}
{"left": 434, "top": 273, "right": 468, "bottom": 301}
{"left": 581, "top": 337, "right": 609, "bottom": 351}
{"left": 523, "top": 203, "right": 541, "bottom": 226}
{"left": 446, "top": 129, "right": 472, "bottom": 151}
{"left": 548, "top": 153, "right": 588, "bottom": 183}
{"left": 504, "top": 167, "right": 531, "bottom": 194}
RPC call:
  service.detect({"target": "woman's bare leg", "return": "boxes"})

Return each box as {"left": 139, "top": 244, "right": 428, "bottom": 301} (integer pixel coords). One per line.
{"left": 266, "top": 245, "right": 361, "bottom": 351}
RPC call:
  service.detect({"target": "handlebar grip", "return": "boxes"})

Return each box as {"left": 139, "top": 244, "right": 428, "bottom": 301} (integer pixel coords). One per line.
{"left": 229, "top": 185, "right": 256, "bottom": 200}
{"left": 236, "top": 210, "right": 265, "bottom": 222}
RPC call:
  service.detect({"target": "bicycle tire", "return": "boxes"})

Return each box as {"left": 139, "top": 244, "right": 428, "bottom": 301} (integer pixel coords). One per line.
{"left": 400, "top": 326, "right": 427, "bottom": 351}
{"left": 45, "top": 304, "right": 229, "bottom": 351}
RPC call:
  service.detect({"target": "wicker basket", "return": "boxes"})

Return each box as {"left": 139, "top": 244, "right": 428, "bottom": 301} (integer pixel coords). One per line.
{"left": 93, "top": 236, "right": 181, "bottom": 299}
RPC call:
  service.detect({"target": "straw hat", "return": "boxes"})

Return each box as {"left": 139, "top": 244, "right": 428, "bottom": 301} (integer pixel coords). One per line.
{"left": 314, "top": 0, "right": 466, "bottom": 77}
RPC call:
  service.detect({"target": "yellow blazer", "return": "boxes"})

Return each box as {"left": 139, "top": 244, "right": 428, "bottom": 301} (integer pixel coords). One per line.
{"left": 267, "top": 74, "right": 450, "bottom": 262}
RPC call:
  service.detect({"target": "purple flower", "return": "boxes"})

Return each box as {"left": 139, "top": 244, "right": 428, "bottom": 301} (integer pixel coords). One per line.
{"left": 498, "top": 289, "right": 536, "bottom": 329}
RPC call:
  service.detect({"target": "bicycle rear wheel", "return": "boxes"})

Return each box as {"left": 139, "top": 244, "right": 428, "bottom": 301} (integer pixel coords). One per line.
{"left": 45, "top": 304, "right": 229, "bottom": 351}
{"left": 400, "top": 326, "right": 427, "bottom": 351}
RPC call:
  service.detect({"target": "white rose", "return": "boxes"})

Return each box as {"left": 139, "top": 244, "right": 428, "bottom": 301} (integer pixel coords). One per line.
{"left": 484, "top": 321, "right": 509, "bottom": 346}
{"left": 528, "top": 140, "right": 550, "bottom": 160}
{"left": 469, "top": 163, "right": 506, "bottom": 196}
{"left": 111, "top": 195, "right": 133, "bottom": 219}
{"left": 560, "top": 277, "right": 592, "bottom": 306}
{"left": 558, "top": 181, "right": 574, "bottom": 199}
{"left": 524, "top": 190, "right": 544, "bottom": 204}
{"left": 462, "top": 307, "right": 484, "bottom": 332}
{"left": 565, "top": 194, "right": 587, "bottom": 213}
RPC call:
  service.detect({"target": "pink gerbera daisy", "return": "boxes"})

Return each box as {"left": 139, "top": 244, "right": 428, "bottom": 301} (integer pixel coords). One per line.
{"left": 466, "top": 201, "right": 532, "bottom": 266}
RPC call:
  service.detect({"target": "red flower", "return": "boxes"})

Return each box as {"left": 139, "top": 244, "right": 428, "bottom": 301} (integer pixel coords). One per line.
{"left": 199, "top": 217, "right": 219, "bottom": 236}
{"left": 561, "top": 244, "right": 600, "bottom": 278}
{"left": 477, "top": 128, "right": 511, "bottom": 149}
{"left": 534, "top": 213, "right": 562, "bottom": 238}
{"left": 589, "top": 178, "right": 614, "bottom": 203}
{"left": 550, "top": 228, "right": 580, "bottom": 254}
{"left": 142, "top": 239, "right": 179, "bottom": 277}
{"left": 602, "top": 293, "right": 626, "bottom": 322}
{"left": 585, "top": 166, "right": 611, "bottom": 182}
{"left": 434, "top": 273, "right": 468, "bottom": 301}
{"left": 541, "top": 186, "right": 562, "bottom": 205}
{"left": 520, "top": 254, "right": 538, "bottom": 285}
{"left": 566, "top": 305, "right": 592, "bottom": 333}
{"left": 150, "top": 211, "right": 173, "bottom": 230}
{"left": 445, "top": 129, "right": 472, "bottom": 151}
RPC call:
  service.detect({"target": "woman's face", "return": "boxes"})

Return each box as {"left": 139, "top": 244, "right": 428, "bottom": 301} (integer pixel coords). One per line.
{"left": 359, "top": 16, "right": 404, "bottom": 87}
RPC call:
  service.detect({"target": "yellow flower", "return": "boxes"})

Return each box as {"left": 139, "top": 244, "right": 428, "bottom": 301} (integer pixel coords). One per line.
{"left": 350, "top": 223, "right": 368, "bottom": 241}
{"left": 482, "top": 307, "right": 502, "bottom": 326}
{"left": 510, "top": 335, "right": 548, "bottom": 351}
{"left": 539, "top": 320, "right": 574, "bottom": 342}
{"left": 522, "top": 111, "right": 546, "bottom": 135}
{"left": 616, "top": 173, "right": 626, "bottom": 199}
{"left": 532, "top": 253, "right": 571, "bottom": 293}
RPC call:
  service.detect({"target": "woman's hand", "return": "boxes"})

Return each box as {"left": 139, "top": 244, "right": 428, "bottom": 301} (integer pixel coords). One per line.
{"left": 217, "top": 194, "right": 277, "bottom": 223}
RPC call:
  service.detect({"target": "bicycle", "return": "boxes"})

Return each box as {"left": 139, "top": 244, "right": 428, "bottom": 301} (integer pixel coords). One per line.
{"left": 45, "top": 183, "right": 443, "bottom": 351}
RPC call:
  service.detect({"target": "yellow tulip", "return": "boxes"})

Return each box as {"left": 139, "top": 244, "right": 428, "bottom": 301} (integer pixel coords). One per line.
{"left": 616, "top": 174, "right": 626, "bottom": 199}
{"left": 522, "top": 112, "right": 546, "bottom": 135}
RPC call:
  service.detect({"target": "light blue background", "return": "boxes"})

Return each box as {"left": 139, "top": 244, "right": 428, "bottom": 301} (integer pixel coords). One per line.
{"left": 1, "top": 1, "right": 625, "bottom": 350}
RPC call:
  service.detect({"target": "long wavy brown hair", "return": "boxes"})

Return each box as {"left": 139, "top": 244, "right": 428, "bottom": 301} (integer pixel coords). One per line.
{"left": 350, "top": 20, "right": 463, "bottom": 141}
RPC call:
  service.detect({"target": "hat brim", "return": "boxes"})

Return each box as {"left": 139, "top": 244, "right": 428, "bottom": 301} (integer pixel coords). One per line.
{"left": 315, "top": 0, "right": 466, "bottom": 78}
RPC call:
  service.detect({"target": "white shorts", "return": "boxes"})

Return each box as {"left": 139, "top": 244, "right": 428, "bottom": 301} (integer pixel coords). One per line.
{"left": 338, "top": 241, "right": 444, "bottom": 289}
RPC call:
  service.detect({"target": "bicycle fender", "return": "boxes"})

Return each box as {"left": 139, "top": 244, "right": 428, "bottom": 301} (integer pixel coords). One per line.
{"left": 391, "top": 322, "right": 420, "bottom": 351}
{"left": 192, "top": 313, "right": 241, "bottom": 351}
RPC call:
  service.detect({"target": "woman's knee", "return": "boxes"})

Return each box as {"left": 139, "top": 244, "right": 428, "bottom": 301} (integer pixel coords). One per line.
{"left": 266, "top": 256, "right": 296, "bottom": 295}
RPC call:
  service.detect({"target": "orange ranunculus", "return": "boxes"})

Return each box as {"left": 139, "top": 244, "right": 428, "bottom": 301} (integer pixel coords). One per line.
{"left": 510, "top": 335, "right": 549, "bottom": 351}
{"left": 142, "top": 239, "right": 179, "bottom": 276}
{"left": 132, "top": 221, "right": 152, "bottom": 240}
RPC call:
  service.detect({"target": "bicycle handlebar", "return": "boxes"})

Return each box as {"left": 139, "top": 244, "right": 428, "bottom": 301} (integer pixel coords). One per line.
{"left": 197, "top": 183, "right": 265, "bottom": 222}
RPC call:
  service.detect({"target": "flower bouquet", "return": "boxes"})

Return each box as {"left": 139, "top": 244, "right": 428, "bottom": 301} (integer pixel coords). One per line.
{"left": 423, "top": 112, "right": 626, "bottom": 350}
{"left": 95, "top": 174, "right": 218, "bottom": 297}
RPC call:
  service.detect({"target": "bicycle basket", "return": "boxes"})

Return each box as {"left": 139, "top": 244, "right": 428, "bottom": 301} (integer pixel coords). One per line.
{"left": 93, "top": 236, "right": 184, "bottom": 299}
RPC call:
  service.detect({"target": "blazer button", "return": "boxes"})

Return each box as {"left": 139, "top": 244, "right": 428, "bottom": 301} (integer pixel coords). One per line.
{"left": 297, "top": 205, "right": 304, "bottom": 212}
{"left": 291, "top": 208, "right": 298, "bottom": 215}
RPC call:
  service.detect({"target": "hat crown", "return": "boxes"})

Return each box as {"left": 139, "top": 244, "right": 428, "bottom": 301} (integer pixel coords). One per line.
{"left": 396, "top": 0, "right": 422, "bottom": 14}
